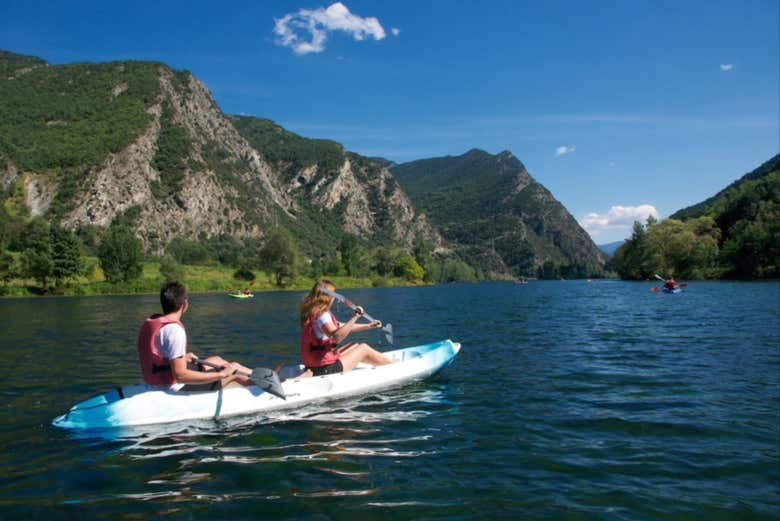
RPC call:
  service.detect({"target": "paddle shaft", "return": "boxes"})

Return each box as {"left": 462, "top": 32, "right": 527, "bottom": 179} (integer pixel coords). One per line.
{"left": 320, "top": 287, "right": 379, "bottom": 323}
{"left": 320, "top": 286, "right": 394, "bottom": 344}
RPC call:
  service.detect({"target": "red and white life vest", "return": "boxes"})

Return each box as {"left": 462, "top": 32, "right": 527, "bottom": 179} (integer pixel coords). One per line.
{"left": 301, "top": 311, "right": 340, "bottom": 368}
{"left": 137, "top": 315, "right": 185, "bottom": 386}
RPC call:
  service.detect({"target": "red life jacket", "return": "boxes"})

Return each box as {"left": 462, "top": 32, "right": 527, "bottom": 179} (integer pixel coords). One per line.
{"left": 137, "top": 315, "right": 185, "bottom": 386}
{"left": 301, "top": 310, "right": 341, "bottom": 368}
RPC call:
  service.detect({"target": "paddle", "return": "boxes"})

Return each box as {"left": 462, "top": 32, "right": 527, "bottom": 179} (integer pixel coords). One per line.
{"left": 320, "top": 287, "right": 394, "bottom": 344}
{"left": 198, "top": 360, "right": 286, "bottom": 400}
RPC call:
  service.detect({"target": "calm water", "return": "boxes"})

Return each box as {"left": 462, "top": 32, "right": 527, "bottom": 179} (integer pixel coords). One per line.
{"left": 0, "top": 281, "right": 778, "bottom": 520}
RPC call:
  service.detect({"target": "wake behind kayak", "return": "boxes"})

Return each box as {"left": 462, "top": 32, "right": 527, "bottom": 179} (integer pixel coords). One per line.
{"left": 52, "top": 339, "right": 461, "bottom": 431}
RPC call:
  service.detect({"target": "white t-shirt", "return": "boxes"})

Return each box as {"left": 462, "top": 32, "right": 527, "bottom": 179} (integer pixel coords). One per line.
{"left": 158, "top": 323, "right": 187, "bottom": 361}
{"left": 157, "top": 323, "right": 187, "bottom": 390}
{"left": 313, "top": 311, "right": 336, "bottom": 341}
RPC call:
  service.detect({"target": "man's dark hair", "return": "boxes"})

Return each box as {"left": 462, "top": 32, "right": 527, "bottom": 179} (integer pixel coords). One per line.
{"left": 160, "top": 281, "right": 187, "bottom": 314}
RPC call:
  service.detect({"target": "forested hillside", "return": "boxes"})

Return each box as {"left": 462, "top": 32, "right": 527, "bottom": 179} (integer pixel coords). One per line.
{"left": 614, "top": 155, "right": 779, "bottom": 279}
{"left": 392, "top": 149, "right": 607, "bottom": 279}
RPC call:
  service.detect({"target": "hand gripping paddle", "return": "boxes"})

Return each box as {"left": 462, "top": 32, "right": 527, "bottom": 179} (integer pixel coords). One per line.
{"left": 319, "top": 287, "right": 394, "bottom": 345}
{"left": 199, "top": 360, "right": 286, "bottom": 399}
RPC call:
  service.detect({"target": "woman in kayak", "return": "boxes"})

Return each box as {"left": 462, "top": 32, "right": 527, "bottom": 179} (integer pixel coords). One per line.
{"left": 664, "top": 277, "right": 679, "bottom": 291}
{"left": 300, "top": 279, "right": 394, "bottom": 376}
{"left": 138, "top": 281, "right": 253, "bottom": 391}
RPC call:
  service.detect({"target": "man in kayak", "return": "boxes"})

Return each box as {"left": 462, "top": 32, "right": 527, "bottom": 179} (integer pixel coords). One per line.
{"left": 664, "top": 277, "right": 679, "bottom": 291}
{"left": 138, "top": 281, "right": 253, "bottom": 391}
{"left": 300, "top": 279, "right": 394, "bottom": 376}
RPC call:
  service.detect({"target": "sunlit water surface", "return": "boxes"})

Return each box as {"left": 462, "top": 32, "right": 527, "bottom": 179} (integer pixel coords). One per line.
{"left": 1, "top": 281, "right": 778, "bottom": 520}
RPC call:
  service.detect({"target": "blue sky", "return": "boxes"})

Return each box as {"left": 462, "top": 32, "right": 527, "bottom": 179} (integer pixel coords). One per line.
{"left": 1, "top": 1, "right": 778, "bottom": 243}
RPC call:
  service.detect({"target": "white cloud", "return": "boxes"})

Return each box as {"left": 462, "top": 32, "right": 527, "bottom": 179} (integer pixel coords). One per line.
{"left": 391, "top": 27, "right": 400, "bottom": 36}
{"left": 274, "top": 2, "right": 386, "bottom": 55}
{"left": 580, "top": 205, "right": 660, "bottom": 238}
{"left": 720, "top": 63, "right": 734, "bottom": 71}
{"left": 554, "top": 145, "right": 575, "bottom": 156}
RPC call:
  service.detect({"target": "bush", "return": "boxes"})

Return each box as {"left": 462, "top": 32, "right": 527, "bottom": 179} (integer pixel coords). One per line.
{"left": 233, "top": 265, "right": 255, "bottom": 281}
{"left": 393, "top": 255, "right": 425, "bottom": 282}
{"left": 159, "top": 255, "right": 184, "bottom": 282}
{"left": 167, "top": 238, "right": 210, "bottom": 265}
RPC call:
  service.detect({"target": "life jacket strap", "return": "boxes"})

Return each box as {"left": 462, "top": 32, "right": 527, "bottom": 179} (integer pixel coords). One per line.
{"left": 151, "top": 363, "right": 171, "bottom": 374}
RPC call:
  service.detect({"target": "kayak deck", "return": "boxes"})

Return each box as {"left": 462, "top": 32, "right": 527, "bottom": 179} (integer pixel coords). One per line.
{"left": 52, "top": 339, "right": 460, "bottom": 430}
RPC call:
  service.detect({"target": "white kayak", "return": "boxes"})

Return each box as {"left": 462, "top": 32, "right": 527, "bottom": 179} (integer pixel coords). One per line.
{"left": 52, "top": 339, "right": 461, "bottom": 430}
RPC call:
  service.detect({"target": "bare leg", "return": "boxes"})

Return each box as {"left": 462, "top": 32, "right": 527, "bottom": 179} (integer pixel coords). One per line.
{"left": 204, "top": 356, "right": 253, "bottom": 387}
{"left": 339, "top": 343, "right": 394, "bottom": 372}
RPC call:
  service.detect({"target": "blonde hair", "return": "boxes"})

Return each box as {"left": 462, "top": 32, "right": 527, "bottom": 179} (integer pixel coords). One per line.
{"left": 301, "top": 279, "right": 335, "bottom": 327}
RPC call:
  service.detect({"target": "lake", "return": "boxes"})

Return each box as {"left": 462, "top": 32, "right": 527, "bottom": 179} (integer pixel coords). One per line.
{"left": 1, "top": 281, "right": 778, "bottom": 520}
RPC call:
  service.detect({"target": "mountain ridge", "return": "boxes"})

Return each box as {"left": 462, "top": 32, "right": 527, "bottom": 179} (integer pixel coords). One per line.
{"left": 1, "top": 49, "right": 605, "bottom": 279}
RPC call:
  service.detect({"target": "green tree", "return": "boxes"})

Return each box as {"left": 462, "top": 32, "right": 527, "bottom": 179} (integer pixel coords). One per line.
{"left": 720, "top": 200, "right": 780, "bottom": 278}
{"left": 20, "top": 220, "right": 53, "bottom": 287}
{"left": 167, "top": 238, "right": 210, "bottom": 265}
{"left": 442, "top": 259, "right": 477, "bottom": 282}
{"left": 98, "top": 225, "right": 143, "bottom": 283}
{"left": 615, "top": 220, "right": 661, "bottom": 280}
{"left": 538, "top": 260, "right": 559, "bottom": 280}
{"left": 412, "top": 232, "right": 432, "bottom": 266}
{"left": 393, "top": 255, "right": 425, "bottom": 282}
{"left": 259, "top": 228, "right": 299, "bottom": 287}
{"left": 338, "top": 234, "right": 370, "bottom": 277}
{"left": 50, "top": 226, "right": 82, "bottom": 286}
{"left": 374, "top": 246, "right": 404, "bottom": 277}
{"left": 159, "top": 255, "right": 184, "bottom": 282}
{"left": 233, "top": 261, "right": 255, "bottom": 282}
{"left": 0, "top": 208, "right": 8, "bottom": 250}
{"left": 0, "top": 250, "right": 17, "bottom": 289}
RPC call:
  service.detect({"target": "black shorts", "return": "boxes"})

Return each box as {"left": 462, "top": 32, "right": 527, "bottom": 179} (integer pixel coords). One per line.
{"left": 308, "top": 360, "right": 344, "bottom": 376}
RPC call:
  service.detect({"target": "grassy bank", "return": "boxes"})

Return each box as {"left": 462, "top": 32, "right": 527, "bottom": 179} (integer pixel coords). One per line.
{"left": 0, "top": 258, "right": 421, "bottom": 298}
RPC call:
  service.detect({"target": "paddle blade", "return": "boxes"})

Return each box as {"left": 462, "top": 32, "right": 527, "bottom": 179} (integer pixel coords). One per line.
{"left": 251, "top": 367, "right": 286, "bottom": 400}
{"left": 383, "top": 323, "right": 394, "bottom": 345}
{"left": 651, "top": 287, "right": 659, "bottom": 293}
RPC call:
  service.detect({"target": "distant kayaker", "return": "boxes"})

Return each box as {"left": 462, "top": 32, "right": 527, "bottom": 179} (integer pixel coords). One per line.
{"left": 138, "top": 281, "right": 253, "bottom": 391}
{"left": 664, "top": 277, "right": 679, "bottom": 290}
{"left": 300, "top": 279, "right": 394, "bottom": 376}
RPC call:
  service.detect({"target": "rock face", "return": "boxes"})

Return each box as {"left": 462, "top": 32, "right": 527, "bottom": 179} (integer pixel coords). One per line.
{"left": 0, "top": 52, "right": 438, "bottom": 256}
{"left": 56, "top": 70, "right": 283, "bottom": 251}
{"left": 230, "top": 116, "right": 442, "bottom": 252}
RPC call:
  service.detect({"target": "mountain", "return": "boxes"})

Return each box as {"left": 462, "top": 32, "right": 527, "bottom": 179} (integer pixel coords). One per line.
{"left": 391, "top": 149, "right": 607, "bottom": 277}
{"left": 0, "top": 50, "right": 606, "bottom": 280}
{"left": 0, "top": 50, "right": 438, "bottom": 258}
{"left": 598, "top": 241, "right": 625, "bottom": 257}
